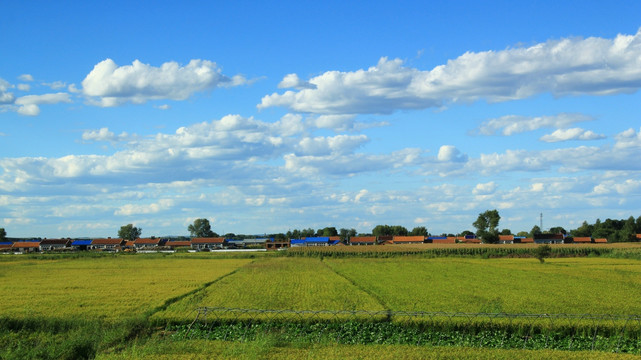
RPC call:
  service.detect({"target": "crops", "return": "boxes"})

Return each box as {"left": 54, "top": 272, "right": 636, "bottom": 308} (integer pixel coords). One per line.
{"left": 0, "top": 255, "right": 251, "bottom": 321}
{"left": 2, "top": 252, "right": 641, "bottom": 358}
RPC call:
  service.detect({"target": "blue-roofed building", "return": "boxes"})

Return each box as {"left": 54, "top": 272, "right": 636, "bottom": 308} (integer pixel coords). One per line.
{"left": 303, "top": 237, "right": 330, "bottom": 246}
{"left": 290, "top": 239, "right": 306, "bottom": 247}
{"left": 71, "top": 239, "right": 92, "bottom": 250}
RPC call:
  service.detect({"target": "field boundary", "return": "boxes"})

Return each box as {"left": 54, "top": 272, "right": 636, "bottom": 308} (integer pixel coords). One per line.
{"left": 179, "top": 307, "right": 641, "bottom": 353}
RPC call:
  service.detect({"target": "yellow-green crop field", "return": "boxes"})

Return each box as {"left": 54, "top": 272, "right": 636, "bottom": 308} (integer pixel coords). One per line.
{"left": 0, "top": 255, "right": 251, "bottom": 321}
{"left": 2, "top": 253, "right": 641, "bottom": 359}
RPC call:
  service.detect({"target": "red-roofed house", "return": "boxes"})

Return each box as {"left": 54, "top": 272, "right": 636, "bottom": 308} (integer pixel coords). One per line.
{"left": 431, "top": 238, "right": 456, "bottom": 244}
{"left": 12, "top": 241, "right": 40, "bottom": 253}
{"left": 191, "top": 237, "right": 225, "bottom": 250}
{"left": 572, "top": 237, "right": 592, "bottom": 244}
{"left": 391, "top": 236, "right": 425, "bottom": 244}
{"left": 498, "top": 235, "right": 514, "bottom": 244}
{"left": 593, "top": 238, "right": 608, "bottom": 243}
{"left": 134, "top": 238, "right": 162, "bottom": 249}
{"left": 39, "top": 239, "right": 71, "bottom": 251}
{"left": 92, "top": 238, "right": 124, "bottom": 251}
{"left": 519, "top": 238, "right": 534, "bottom": 244}
{"left": 350, "top": 236, "right": 377, "bottom": 245}
{"left": 166, "top": 241, "right": 192, "bottom": 249}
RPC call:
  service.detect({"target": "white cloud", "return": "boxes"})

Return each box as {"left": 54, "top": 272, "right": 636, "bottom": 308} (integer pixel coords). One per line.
{"left": 472, "top": 181, "right": 497, "bottom": 195}
{"left": 539, "top": 128, "right": 606, "bottom": 142}
{"left": 115, "top": 199, "right": 175, "bottom": 216}
{"left": 14, "top": 92, "right": 72, "bottom": 116}
{"left": 18, "top": 74, "right": 34, "bottom": 82}
{"left": 437, "top": 145, "right": 468, "bottom": 162}
{"left": 0, "top": 78, "right": 15, "bottom": 104}
{"left": 260, "top": 29, "right": 641, "bottom": 114}
{"left": 43, "top": 81, "right": 66, "bottom": 90}
{"left": 81, "top": 58, "right": 247, "bottom": 107}
{"left": 475, "top": 113, "right": 593, "bottom": 136}
{"left": 17, "top": 84, "right": 30, "bottom": 91}
{"left": 295, "top": 135, "right": 368, "bottom": 156}
{"left": 82, "top": 128, "right": 131, "bottom": 143}
{"left": 278, "top": 73, "right": 316, "bottom": 89}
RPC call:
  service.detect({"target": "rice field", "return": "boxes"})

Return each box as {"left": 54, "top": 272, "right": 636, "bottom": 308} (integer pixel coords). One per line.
{"left": 2, "top": 252, "right": 641, "bottom": 358}
{"left": 0, "top": 255, "right": 251, "bottom": 321}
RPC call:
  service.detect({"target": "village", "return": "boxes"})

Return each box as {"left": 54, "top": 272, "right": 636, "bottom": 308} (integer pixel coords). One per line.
{"left": 0, "top": 233, "right": 616, "bottom": 254}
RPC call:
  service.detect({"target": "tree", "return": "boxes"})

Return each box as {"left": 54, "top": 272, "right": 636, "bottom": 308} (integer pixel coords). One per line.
{"left": 410, "top": 226, "right": 429, "bottom": 237}
{"left": 516, "top": 231, "right": 529, "bottom": 237}
{"left": 118, "top": 224, "right": 142, "bottom": 241}
{"left": 339, "top": 228, "right": 357, "bottom": 242}
{"left": 535, "top": 244, "right": 552, "bottom": 264}
{"left": 500, "top": 229, "right": 512, "bottom": 235}
{"left": 473, "top": 209, "right": 500, "bottom": 243}
{"left": 188, "top": 218, "right": 217, "bottom": 238}
{"left": 372, "top": 225, "right": 408, "bottom": 237}
{"left": 548, "top": 226, "right": 567, "bottom": 235}
{"left": 0, "top": 228, "right": 6, "bottom": 242}
{"left": 529, "top": 225, "right": 542, "bottom": 238}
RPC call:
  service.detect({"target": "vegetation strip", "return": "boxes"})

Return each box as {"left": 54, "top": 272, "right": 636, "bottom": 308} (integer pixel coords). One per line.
{"left": 320, "top": 258, "right": 391, "bottom": 314}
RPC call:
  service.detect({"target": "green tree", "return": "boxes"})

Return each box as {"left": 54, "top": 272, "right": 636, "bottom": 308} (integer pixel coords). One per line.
{"left": 535, "top": 244, "right": 552, "bottom": 264}
{"left": 473, "top": 209, "right": 500, "bottom": 243}
{"left": 529, "top": 225, "right": 542, "bottom": 238}
{"left": 548, "top": 226, "right": 567, "bottom": 235}
{"left": 339, "top": 228, "right": 357, "bottom": 242}
{"left": 118, "top": 224, "right": 142, "bottom": 241}
{"left": 188, "top": 218, "right": 217, "bottom": 237}
{"left": 410, "top": 226, "right": 429, "bottom": 237}
{"left": 516, "top": 231, "right": 529, "bottom": 237}
{"left": 372, "top": 225, "right": 408, "bottom": 237}
{"left": 500, "top": 228, "right": 512, "bottom": 235}
{"left": 0, "top": 228, "right": 6, "bottom": 242}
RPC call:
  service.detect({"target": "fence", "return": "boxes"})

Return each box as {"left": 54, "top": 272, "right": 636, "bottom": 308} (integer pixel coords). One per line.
{"left": 176, "top": 307, "right": 641, "bottom": 353}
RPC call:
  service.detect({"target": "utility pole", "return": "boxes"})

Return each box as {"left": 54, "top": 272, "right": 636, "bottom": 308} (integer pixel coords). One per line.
{"left": 540, "top": 213, "right": 543, "bottom": 231}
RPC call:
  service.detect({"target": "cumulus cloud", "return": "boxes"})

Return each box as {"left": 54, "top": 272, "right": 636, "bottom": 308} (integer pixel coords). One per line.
{"left": 18, "top": 74, "right": 34, "bottom": 82}
{"left": 0, "top": 78, "right": 15, "bottom": 104}
{"left": 14, "top": 92, "right": 72, "bottom": 116}
{"left": 539, "top": 128, "right": 606, "bottom": 142}
{"left": 260, "top": 29, "right": 641, "bottom": 114}
{"left": 115, "top": 199, "right": 175, "bottom": 216}
{"left": 437, "top": 145, "right": 468, "bottom": 162}
{"left": 43, "top": 81, "right": 67, "bottom": 90}
{"left": 474, "top": 113, "right": 593, "bottom": 136}
{"left": 82, "top": 128, "right": 131, "bottom": 143}
{"left": 473, "top": 181, "right": 497, "bottom": 195}
{"left": 278, "top": 73, "right": 317, "bottom": 89}
{"left": 81, "top": 58, "right": 247, "bottom": 107}
{"left": 17, "top": 84, "right": 30, "bottom": 91}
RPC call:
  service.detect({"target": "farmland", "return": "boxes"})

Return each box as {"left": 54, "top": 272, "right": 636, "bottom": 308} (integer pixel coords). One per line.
{"left": 1, "top": 249, "right": 641, "bottom": 358}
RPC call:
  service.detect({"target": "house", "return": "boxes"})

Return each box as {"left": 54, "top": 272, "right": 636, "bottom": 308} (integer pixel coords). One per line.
{"left": 518, "top": 237, "right": 534, "bottom": 244}
{"left": 391, "top": 236, "right": 425, "bottom": 244}
{"left": 533, "top": 234, "right": 564, "bottom": 244}
{"left": 498, "top": 235, "right": 514, "bottom": 244}
{"left": 302, "top": 237, "right": 331, "bottom": 246}
{"left": 350, "top": 236, "right": 377, "bottom": 245}
{"left": 92, "top": 238, "right": 125, "bottom": 251}
{"left": 290, "top": 239, "right": 306, "bottom": 247}
{"left": 191, "top": 237, "right": 225, "bottom": 250}
{"left": 0, "top": 242, "right": 14, "bottom": 251}
{"left": 71, "top": 239, "right": 92, "bottom": 250}
{"left": 571, "top": 237, "right": 592, "bottom": 244}
{"left": 11, "top": 241, "right": 40, "bottom": 253}
{"left": 39, "top": 239, "right": 71, "bottom": 251}
{"left": 593, "top": 238, "right": 607, "bottom": 243}
{"left": 377, "top": 235, "right": 394, "bottom": 243}
{"left": 459, "top": 237, "right": 481, "bottom": 244}
{"left": 134, "top": 238, "right": 162, "bottom": 249}
{"left": 166, "top": 240, "right": 191, "bottom": 250}
{"left": 266, "top": 240, "right": 289, "bottom": 250}
{"left": 427, "top": 236, "right": 456, "bottom": 244}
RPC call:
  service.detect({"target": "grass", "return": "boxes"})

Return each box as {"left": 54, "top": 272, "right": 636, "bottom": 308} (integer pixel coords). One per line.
{"left": 95, "top": 336, "right": 641, "bottom": 360}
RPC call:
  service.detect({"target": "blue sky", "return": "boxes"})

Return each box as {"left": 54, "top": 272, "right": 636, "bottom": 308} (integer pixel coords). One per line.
{"left": 1, "top": 1, "right": 641, "bottom": 238}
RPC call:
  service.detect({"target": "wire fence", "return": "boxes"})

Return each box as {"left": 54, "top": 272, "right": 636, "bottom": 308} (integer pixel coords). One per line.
{"left": 176, "top": 307, "right": 641, "bottom": 353}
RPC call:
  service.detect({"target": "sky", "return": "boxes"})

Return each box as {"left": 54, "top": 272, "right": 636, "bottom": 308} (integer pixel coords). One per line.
{"left": 1, "top": 1, "right": 641, "bottom": 238}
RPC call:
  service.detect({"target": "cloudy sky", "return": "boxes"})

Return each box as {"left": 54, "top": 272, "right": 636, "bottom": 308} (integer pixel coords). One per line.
{"left": 1, "top": 1, "right": 641, "bottom": 238}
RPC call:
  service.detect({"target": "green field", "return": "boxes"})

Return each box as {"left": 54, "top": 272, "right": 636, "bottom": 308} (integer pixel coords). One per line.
{"left": 1, "top": 252, "right": 640, "bottom": 359}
